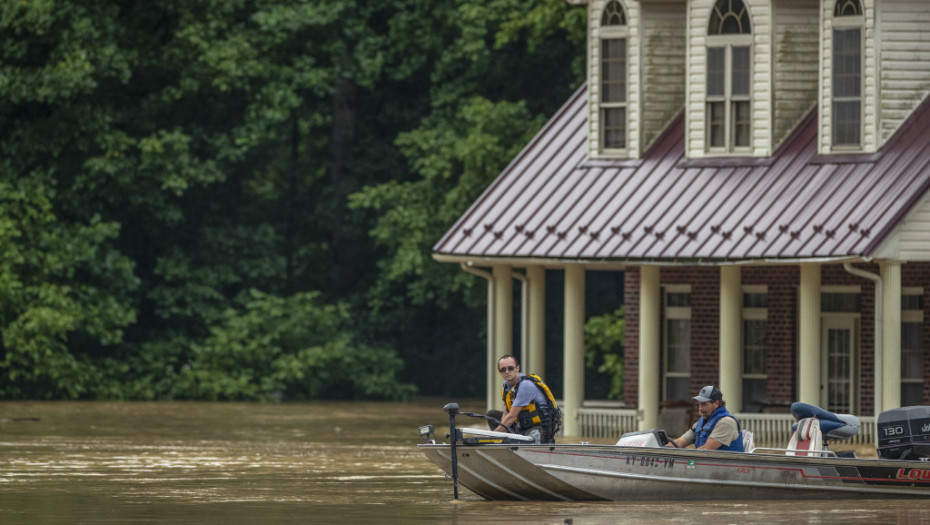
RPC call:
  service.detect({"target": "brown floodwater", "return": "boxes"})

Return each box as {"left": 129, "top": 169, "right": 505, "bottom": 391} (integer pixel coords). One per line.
{"left": 1, "top": 400, "right": 928, "bottom": 524}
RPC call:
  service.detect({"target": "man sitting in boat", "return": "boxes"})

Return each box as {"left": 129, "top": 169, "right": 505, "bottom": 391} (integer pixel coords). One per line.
{"left": 667, "top": 385, "right": 744, "bottom": 451}
{"left": 485, "top": 355, "right": 559, "bottom": 444}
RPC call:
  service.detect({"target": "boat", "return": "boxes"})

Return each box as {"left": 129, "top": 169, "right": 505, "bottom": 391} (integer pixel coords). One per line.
{"left": 417, "top": 402, "right": 930, "bottom": 500}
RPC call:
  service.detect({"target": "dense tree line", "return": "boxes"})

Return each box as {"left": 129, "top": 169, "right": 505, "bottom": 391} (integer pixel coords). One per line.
{"left": 0, "top": 0, "right": 588, "bottom": 400}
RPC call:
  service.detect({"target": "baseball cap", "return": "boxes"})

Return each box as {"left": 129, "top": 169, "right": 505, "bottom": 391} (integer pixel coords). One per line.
{"left": 693, "top": 385, "right": 723, "bottom": 403}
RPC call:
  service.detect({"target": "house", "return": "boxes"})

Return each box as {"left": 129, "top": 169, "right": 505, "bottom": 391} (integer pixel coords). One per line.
{"left": 432, "top": 0, "right": 930, "bottom": 441}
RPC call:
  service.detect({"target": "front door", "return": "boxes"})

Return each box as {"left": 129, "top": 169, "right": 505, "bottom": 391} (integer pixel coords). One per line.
{"left": 821, "top": 316, "right": 858, "bottom": 413}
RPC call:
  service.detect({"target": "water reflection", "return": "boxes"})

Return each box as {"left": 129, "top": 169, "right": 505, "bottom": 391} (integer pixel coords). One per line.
{"left": 1, "top": 400, "right": 928, "bottom": 524}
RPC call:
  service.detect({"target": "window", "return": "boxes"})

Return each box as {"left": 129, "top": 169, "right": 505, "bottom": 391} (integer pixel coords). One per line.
{"left": 600, "top": 1, "right": 627, "bottom": 152}
{"left": 742, "top": 287, "right": 767, "bottom": 412}
{"left": 664, "top": 287, "right": 691, "bottom": 400}
{"left": 832, "top": 0, "right": 862, "bottom": 147}
{"left": 706, "top": 0, "right": 752, "bottom": 153}
{"left": 902, "top": 289, "right": 924, "bottom": 406}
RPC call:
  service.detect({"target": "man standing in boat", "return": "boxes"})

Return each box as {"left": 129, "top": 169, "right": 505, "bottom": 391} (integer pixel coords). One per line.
{"left": 667, "top": 385, "right": 744, "bottom": 451}
{"left": 486, "top": 355, "right": 560, "bottom": 444}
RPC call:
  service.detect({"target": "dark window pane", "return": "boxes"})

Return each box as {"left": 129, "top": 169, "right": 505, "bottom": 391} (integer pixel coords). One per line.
{"left": 667, "top": 319, "right": 691, "bottom": 373}
{"left": 822, "top": 293, "right": 860, "bottom": 312}
{"left": 833, "top": 100, "right": 861, "bottom": 145}
{"left": 707, "top": 47, "right": 725, "bottom": 96}
{"left": 833, "top": 29, "right": 861, "bottom": 97}
{"left": 731, "top": 47, "right": 750, "bottom": 95}
{"left": 743, "top": 292, "right": 767, "bottom": 308}
{"left": 667, "top": 292, "right": 691, "bottom": 307}
{"left": 601, "top": 39, "right": 626, "bottom": 103}
{"left": 902, "top": 294, "right": 924, "bottom": 310}
{"left": 733, "top": 101, "right": 751, "bottom": 146}
{"left": 603, "top": 107, "right": 626, "bottom": 148}
{"left": 708, "top": 102, "right": 725, "bottom": 147}
{"left": 742, "top": 378, "right": 767, "bottom": 413}
{"left": 743, "top": 320, "right": 767, "bottom": 374}
{"left": 902, "top": 382, "right": 923, "bottom": 407}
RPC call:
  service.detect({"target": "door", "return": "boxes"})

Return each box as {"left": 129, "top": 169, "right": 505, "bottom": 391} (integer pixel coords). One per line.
{"left": 821, "top": 316, "right": 858, "bottom": 413}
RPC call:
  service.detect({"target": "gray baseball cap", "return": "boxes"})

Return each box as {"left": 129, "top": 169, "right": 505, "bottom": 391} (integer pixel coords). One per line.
{"left": 693, "top": 385, "right": 723, "bottom": 403}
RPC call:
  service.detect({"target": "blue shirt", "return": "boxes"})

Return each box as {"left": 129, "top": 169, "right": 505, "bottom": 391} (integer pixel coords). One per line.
{"left": 504, "top": 375, "right": 549, "bottom": 409}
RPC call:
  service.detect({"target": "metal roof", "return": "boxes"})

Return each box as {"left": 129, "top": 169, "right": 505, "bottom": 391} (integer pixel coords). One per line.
{"left": 433, "top": 84, "right": 930, "bottom": 264}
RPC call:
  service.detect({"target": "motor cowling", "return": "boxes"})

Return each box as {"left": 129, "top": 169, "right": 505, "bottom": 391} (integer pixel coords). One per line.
{"left": 877, "top": 406, "right": 930, "bottom": 460}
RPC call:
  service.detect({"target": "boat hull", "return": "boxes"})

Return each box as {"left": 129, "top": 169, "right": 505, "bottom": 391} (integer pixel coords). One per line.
{"left": 419, "top": 443, "right": 930, "bottom": 501}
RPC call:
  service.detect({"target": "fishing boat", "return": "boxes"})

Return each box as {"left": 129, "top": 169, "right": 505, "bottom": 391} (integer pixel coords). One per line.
{"left": 417, "top": 403, "right": 930, "bottom": 500}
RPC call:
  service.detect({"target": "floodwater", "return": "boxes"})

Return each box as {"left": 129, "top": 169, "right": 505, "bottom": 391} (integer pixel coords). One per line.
{"left": 1, "top": 400, "right": 929, "bottom": 525}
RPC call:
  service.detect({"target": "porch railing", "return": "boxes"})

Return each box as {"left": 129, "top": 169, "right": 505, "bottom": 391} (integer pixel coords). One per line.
{"left": 576, "top": 406, "right": 877, "bottom": 447}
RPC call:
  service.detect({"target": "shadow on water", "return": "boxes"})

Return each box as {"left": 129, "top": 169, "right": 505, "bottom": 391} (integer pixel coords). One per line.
{"left": 1, "top": 400, "right": 928, "bottom": 524}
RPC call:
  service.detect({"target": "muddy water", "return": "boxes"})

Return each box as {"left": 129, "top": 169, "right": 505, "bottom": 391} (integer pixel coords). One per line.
{"left": 0, "top": 400, "right": 927, "bottom": 524}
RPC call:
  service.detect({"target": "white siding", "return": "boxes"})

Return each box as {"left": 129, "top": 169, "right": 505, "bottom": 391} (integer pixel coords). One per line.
{"left": 878, "top": 0, "right": 930, "bottom": 144}
{"left": 819, "top": 0, "right": 878, "bottom": 154}
{"left": 771, "top": 0, "right": 819, "bottom": 149}
{"left": 874, "top": 188, "right": 930, "bottom": 261}
{"left": 686, "top": 0, "right": 774, "bottom": 159}
{"left": 640, "top": 0, "right": 687, "bottom": 150}
{"left": 588, "top": 0, "right": 642, "bottom": 159}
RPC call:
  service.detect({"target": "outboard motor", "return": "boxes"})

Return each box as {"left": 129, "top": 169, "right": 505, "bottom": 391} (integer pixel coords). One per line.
{"left": 877, "top": 406, "right": 930, "bottom": 460}
{"left": 616, "top": 429, "right": 673, "bottom": 447}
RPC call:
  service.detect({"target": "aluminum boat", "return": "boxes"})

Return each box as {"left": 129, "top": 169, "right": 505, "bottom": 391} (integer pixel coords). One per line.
{"left": 418, "top": 403, "right": 930, "bottom": 500}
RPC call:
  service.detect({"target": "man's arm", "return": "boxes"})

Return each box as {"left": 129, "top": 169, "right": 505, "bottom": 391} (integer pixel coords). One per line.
{"left": 667, "top": 428, "right": 695, "bottom": 448}
{"left": 494, "top": 405, "right": 522, "bottom": 432}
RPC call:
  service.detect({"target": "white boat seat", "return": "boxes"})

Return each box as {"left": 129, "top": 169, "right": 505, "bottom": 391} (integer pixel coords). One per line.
{"left": 742, "top": 429, "right": 755, "bottom": 452}
{"left": 786, "top": 417, "right": 823, "bottom": 456}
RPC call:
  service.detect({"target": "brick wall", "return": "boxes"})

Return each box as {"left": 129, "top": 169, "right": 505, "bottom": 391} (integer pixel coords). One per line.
{"left": 622, "top": 262, "right": 930, "bottom": 412}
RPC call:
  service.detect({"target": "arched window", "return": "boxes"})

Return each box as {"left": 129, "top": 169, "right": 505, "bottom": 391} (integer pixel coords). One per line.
{"left": 599, "top": 1, "right": 628, "bottom": 152}
{"left": 706, "top": 0, "right": 752, "bottom": 152}
{"left": 832, "top": 0, "right": 863, "bottom": 147}
{"left": 834, "top": 0, "right": 862, "bottom": 17}
{"left": 708, "top": 0, "right": 751, "bottom": 35}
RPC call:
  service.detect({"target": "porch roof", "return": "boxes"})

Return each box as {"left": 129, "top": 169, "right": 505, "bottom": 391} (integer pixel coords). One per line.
{"left": 433, "top": 84, "right": 930, "bottom": 265}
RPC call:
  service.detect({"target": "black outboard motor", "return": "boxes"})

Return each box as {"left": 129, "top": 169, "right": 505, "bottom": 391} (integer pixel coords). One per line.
{"left": 877, "top": 406, "right": 930, "bottom": 460}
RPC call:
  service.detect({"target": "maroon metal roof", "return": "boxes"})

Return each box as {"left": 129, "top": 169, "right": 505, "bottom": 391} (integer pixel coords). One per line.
{"left": 433, "top": 84, "right": 930, "bottom": 263}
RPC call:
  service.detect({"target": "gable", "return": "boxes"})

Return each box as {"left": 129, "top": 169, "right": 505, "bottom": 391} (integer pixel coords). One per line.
{"left": 433, "top": 84, "right": 930, "bottom": 264}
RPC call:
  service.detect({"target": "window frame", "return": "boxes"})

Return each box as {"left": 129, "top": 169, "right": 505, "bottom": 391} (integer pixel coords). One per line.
{"left": 705, "top": 34, "right": 752, "bottom": 154}
{"left": 598, "top": 1, "right": 629, "bottom": 156}
{"left": 663, "top": 285, "right": 692, "bottom": 401}
{"left": 901, "top": 287, "right": 924, "bottom": 406}
{"left": 831, "top": 6, "right": 864, "bottom": 150}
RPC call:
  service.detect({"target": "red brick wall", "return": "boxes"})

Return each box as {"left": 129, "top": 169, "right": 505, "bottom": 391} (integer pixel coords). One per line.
{"left": 622, "top": 262, "right": 930, "bottom": 413}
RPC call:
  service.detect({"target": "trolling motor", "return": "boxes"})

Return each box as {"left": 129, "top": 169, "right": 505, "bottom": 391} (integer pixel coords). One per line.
{"left": 443, "top": 403, "right": 460, "bottom": 500}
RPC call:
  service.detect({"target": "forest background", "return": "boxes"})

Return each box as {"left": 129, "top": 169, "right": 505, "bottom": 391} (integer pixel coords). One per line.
{"left": 0, "top": 0, "right": 625, "bottom": 401}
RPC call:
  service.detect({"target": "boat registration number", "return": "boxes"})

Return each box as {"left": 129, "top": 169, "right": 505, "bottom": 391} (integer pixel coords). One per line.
{"left": 626, "top": 456, "right": 676, "bottom": 468}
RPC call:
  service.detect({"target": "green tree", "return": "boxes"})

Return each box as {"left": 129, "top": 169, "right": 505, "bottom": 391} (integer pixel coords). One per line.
{"left": 584, "top": 307, "right": 625, "bottom": 400}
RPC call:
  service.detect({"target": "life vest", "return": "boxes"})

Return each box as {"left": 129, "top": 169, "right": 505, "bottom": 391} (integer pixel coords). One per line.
{"left": 502, "top": 374, "right": 561, "bottom": 440}
{"left": 693, "top": 406, "right": 744, "bottom": 452}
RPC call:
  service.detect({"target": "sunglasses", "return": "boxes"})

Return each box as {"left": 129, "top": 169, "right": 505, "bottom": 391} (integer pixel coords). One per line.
{"left": 498, "top": 366, "right": 516, "bottom": 373}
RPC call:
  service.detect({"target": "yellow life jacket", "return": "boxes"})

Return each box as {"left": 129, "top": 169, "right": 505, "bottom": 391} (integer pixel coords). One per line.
{"left": 502, "top": 374, "right": 561, "bottom": 437}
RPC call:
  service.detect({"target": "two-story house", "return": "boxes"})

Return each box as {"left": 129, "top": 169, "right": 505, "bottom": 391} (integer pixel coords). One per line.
{"left": 433, "top": 0, "right": 930, "bottom": 441}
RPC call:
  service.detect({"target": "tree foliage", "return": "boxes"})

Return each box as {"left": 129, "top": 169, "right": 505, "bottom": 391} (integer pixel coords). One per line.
{"left": 0, "top": 0, "right": 585, "bottom": 400}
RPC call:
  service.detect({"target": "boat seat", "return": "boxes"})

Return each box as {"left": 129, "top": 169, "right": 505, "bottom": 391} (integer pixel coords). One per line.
{"left": 786, "top": 417, "right": 823, "bottom": 456}
{"left": 742, "top": 429, "right": 755, "bottom": 452}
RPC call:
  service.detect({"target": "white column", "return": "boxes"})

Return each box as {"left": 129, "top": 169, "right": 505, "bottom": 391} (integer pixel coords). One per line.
{"left": 563, "top": 264, "right": 585, "bottom": 437}
{"left": 638, "top": 265, "right": 661, "bottom": 430}
{"left": 719, "top": 266, "right": 742, "bottom": 412}
{"left": 799, "top": 263, "right": 821, "bottom": 405}
{"left": 881, "top": 261, "right": 902, "bottom": 412}
{"left": 527, "top": 266, "right": 546, "bottom": 376}
{"left": 491, "top": 265, "right": 513, "bottom": 410}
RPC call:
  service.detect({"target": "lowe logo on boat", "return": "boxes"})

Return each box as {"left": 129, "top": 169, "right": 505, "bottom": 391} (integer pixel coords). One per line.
{"left": 896, "top": 468, "right": 930, "bottom": 481}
